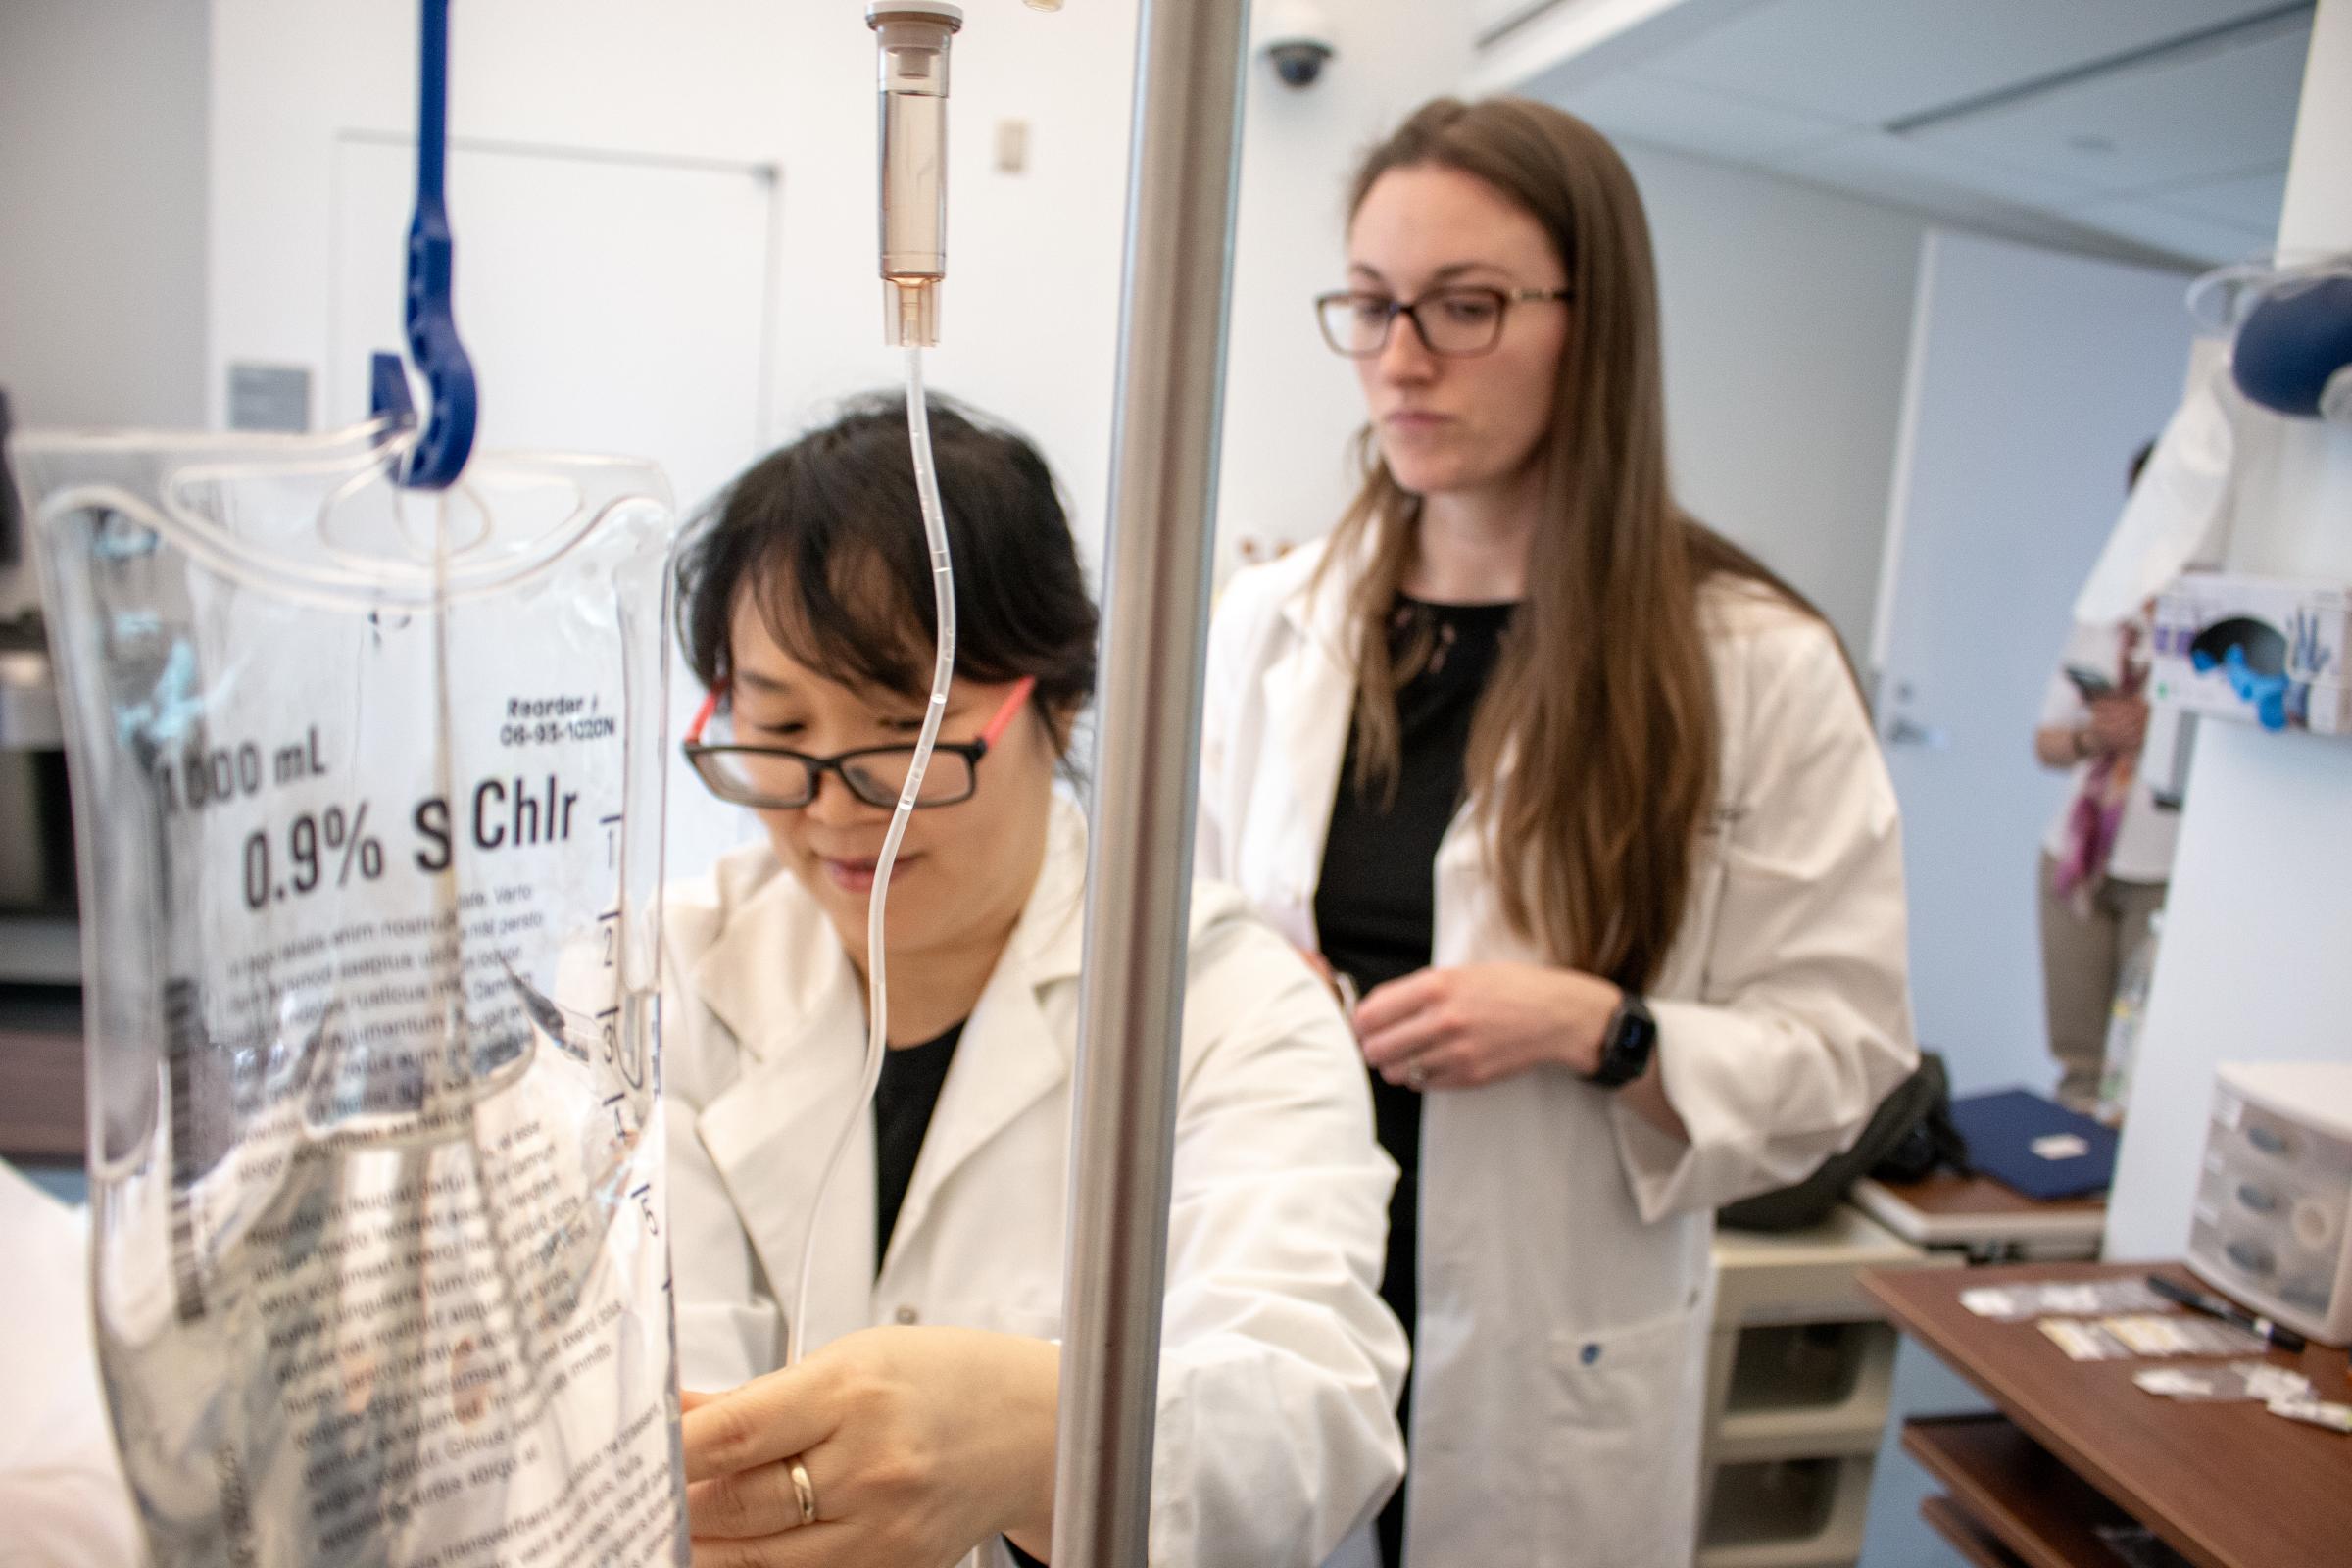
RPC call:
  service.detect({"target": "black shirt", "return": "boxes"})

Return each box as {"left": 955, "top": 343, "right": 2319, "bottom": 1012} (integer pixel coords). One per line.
{"left": 873, "top": 1021, "right": 965, "bottom": 1267}
{"left": 1314, "top": 596, "right": 1515, "bottom": 1568}
{"left": 1315, "top": 595, "right": 1516, "bottom": 1344}
{"left": 870, "top": 1023, "right": 1048, "bottom": 1568}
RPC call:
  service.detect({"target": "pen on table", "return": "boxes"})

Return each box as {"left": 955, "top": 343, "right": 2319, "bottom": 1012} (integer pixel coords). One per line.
{"left": 2146, "top": 1273, "right": 2309, "bottom": 1352}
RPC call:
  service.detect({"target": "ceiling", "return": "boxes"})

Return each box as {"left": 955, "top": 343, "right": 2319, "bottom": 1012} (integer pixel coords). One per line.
{"left": 1473, "top": 0, "right": 2313, "bottom": 268}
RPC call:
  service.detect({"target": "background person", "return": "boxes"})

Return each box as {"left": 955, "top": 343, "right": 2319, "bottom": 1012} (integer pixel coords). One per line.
{"left": 2034, "top": 441, "right": 2177, "bottom": 1114}
{"left": 1199, "top": 98, "right": 1918, "bottom": 1568}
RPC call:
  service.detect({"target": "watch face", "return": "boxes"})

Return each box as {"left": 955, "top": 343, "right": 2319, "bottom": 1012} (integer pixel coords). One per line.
{"left": 1596, "top": 1001, "right": 1655, "bottom": 1087}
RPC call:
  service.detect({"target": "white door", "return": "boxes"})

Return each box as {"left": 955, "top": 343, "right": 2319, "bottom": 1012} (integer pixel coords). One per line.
{"left": 1868, "top": 229, "right": 2190, "bottom": 1095}
{"left": 328, "top": 133, "right": 781, "bottom": 883}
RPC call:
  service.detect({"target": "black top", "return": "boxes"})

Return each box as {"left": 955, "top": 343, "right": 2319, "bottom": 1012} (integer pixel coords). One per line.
{"left": 1315, "top": 596, "right": 1516, "bottom": 1343}
{"left": 869, "top": 1020, "right": 1048, "bottom": 1568}
{"left": 1315, "top": 596, "right": 1516, "bottom": 1568}
{"left": 872, "top": 1020, "right": 966, "bottom": 1267}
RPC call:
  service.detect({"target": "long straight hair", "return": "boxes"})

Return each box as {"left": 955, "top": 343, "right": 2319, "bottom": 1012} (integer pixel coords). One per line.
{"left": 1327, "top": 97, "right": 1819, "bottom": 991}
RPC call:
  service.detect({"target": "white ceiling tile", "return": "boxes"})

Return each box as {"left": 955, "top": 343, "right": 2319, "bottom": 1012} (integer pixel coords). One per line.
{"left": 1548, "top": 68, "right": 1852, "bottom": 162}
{"left": 1494, "top": 0, "right": 2307, "bottom": 277}
{"left": 1905, "top": 17, "right": 2310, "bottom": 200}
{"left": 1766, "top": 132, "right": 2202, "bottom": 264}
{"left": 1645, "top": 0, "right": 2301, "bottom": 125}
{"left": 1782, "top": 130, "right": 2097, "bottom": 213}
{"left": 2148, "top": 166, "right": 2291, "bottom": 230}
{"left": 2068, "top": 199, "right": 2275, "bottom": 265}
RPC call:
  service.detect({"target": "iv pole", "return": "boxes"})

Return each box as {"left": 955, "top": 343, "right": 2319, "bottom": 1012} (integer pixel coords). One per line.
{"left": 1052, "top": 0, "right": 1252, "bottom": 1563}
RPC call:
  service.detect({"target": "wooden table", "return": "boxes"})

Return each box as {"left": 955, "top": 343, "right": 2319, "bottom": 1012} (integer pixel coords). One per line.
{"left": 1850, "top": 1171, "right": 2106, "bottom": 1260}
{"left": 1864, "top": 1259, "right": 2352, "bottom": 1568}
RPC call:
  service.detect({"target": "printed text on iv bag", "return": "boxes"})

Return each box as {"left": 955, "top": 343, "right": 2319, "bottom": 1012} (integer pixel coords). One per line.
{"left": 146, "top": 722, "right": 600, "bottom": 909}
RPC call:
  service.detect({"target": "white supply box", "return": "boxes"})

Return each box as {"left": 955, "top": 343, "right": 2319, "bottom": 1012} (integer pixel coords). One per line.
{"left": 2150, "top": 573, "right": 2352, "bottom": 735}
{"left": 2187, "top": 1062, "right": 2352, "bottom": 1347}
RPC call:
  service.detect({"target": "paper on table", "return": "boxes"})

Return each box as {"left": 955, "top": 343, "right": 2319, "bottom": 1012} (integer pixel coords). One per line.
{"left": 2134, "top": 1360, "right": 2314, "bottom": 1402}
{"left": 1964, "top": 1278, "right": 2171, "bottom": 1321}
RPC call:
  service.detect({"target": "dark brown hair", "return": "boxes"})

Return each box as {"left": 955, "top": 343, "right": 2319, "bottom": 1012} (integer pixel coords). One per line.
{"left": 1330, "top": 97, "right": 1820, "bottom": 990}
{"left": 675, "top": 395, "right": 1098, "bottom": 745}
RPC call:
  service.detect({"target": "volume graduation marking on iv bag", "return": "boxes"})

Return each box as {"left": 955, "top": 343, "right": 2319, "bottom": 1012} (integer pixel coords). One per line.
{"left": 153, "top": 725, "right": 331, "bottom": 812}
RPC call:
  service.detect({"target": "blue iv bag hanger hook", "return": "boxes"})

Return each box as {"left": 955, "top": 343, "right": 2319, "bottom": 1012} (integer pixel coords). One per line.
{"left": 369, "top": 0, "right": 477, "bottom": 490}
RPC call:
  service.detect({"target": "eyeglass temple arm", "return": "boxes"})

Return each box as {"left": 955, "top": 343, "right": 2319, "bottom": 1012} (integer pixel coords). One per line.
{"left": 686, "top": 687, "right": 721, "bottom": 745}
{"left": 978, "top": 676, "right": 1038, "bottom": 749}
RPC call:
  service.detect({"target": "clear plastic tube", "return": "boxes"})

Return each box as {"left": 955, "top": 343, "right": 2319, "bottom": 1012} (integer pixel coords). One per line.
{"left": 787, "top": 344, "right": 956, "bottom": 1365}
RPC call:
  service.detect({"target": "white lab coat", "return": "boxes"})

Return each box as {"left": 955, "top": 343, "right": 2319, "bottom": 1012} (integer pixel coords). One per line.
{"left": 0, "top": 1161, "right": 144, "bottom": 1568}
{"left": 663, "top": 798, "right": 1408, "bottom": 1568}
{"left": 1198, "top": 538, "right": 1917, "bottom": 1567}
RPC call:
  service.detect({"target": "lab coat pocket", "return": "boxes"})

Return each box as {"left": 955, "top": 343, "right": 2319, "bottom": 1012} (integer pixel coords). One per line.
{"left": 1539, "top": 1310, "right": 1703, "bottom": 1567}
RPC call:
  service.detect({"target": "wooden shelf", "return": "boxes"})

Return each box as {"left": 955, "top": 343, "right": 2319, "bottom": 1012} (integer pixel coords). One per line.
{"left": 1920, "top": 1494, "right": 2025, "bottom": 1568}
{"left": 1866, "top": 1262, "right": 2352, "bottom": 1568}
{"left": 1903, "top": 1415, "right": 2132, "bottom": 1568}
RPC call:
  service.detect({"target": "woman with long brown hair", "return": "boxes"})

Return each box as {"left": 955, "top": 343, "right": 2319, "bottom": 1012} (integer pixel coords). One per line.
{"left": 1199, "top": 98, "right": 1916, "bottom": 1567}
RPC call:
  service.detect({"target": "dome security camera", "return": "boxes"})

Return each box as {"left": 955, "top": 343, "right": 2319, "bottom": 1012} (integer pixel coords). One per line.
{"left": 1260, "top": 2, "right": 1335, "bottom": 89}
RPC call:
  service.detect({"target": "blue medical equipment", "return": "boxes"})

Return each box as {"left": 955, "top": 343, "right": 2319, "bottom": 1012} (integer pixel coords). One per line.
{"left": 369, "top": 0, "right": 477, "bottom": 489}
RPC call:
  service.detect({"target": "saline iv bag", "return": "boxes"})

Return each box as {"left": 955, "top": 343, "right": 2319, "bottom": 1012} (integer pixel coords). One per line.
{"left": 17, "top": 419, "right": 689, "bottom": 1567}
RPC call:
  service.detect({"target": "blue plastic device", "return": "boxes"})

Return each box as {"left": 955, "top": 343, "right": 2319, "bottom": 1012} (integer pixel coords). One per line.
{"left": 370, "top": 0, "right": 477, "bottom": 489}
{"left": 2231, "top": 272, "right": 2352, "bottom": 422}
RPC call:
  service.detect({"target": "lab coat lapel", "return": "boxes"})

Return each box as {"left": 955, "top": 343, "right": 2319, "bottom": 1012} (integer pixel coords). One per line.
{"left": 689, "top": 867, "right": 876, "bottom": 1356}
{"left": 1255, "top": 564, "right": 1359, "bottom": 938}
{"left": 881, "top": 804, "right": 1087, "bottom": 1272}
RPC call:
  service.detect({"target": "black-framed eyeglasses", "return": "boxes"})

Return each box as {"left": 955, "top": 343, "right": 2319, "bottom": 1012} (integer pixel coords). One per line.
{"left": 1313, "top": 285, "right": 1573, "bottom": 359}
{"left": 682, "top": 677, "right": 1036, "bottom": 809}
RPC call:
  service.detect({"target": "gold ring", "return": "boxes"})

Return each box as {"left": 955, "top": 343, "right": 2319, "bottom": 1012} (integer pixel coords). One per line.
{"left": 789, "top": 1456, "right": 818, "bottom": 1526}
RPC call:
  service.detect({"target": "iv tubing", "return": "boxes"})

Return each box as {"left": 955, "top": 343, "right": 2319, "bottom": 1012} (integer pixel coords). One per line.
{"left": 787, "top": 344, "right": 956, "bottom": 1366}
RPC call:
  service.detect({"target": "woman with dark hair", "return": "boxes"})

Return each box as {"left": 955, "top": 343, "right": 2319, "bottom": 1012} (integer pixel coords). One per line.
{"left": 1199, "top": 99, "right": 1917, "bottom": 1566}
{"left": 664, "top": 397, "right": 1405, "bottom": 1568}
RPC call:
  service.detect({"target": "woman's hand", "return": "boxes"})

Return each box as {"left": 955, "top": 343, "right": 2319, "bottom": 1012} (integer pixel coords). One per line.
{"left": 681, "top": 1326, "right": 1060, "bottom": 1567}
{"left": 2085, "top": 694, "right": 2149, "bottom": 757}
{"left": 1354, "top": 962, "right": 1621, "bottom": 1090}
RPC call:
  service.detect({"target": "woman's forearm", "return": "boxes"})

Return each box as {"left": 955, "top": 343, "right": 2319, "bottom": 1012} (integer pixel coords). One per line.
{"left": 998, "top": 1335, "right": 1062, "bottom": 1561}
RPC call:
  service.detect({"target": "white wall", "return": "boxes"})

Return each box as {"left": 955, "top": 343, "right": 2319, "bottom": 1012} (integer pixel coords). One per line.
{"left": 209, "top": 0, "right": 1140, "bottom": 549}
{"left": 0, "top": 3, "right": 209, "bottom": 437}
{"left": 1621, "top": 140, "right": 1928, "bottom": 657}
{"left": 1215, "top": 9, "right": 1475, "bottom": 564}
{"left": 203, "top": 0, "right": 1476, "bottom": 877}
{"left": 2107, "top": 0, "right": 2352, "bottom": 1260}
{"left": 206, "top": 0, "right": 1476, "bottom": 574}
{"left": 202, "top": 4, "right": 1915, "bottom": 661}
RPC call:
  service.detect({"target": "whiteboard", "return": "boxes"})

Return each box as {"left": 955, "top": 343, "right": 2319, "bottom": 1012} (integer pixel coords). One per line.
{"left": 329, "top": 133, "right": 781, "bottom": 878}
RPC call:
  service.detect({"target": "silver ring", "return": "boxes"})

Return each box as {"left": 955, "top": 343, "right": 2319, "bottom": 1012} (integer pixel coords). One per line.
{"left": 1406, "top": 1066, "right": 1429, "bottom": 1091}
{"left": 790, "top": 1456, "right": 818, "bottom": 1526}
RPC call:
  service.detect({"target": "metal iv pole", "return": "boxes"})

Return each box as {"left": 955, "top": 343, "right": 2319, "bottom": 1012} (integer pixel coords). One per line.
{"left": 1050, "top": 0, "right": 1252, "bottom": 1563}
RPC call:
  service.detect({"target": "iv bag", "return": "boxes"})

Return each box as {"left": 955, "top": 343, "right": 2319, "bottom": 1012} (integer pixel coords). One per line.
{"left": 18, "top": 421, "right": 689, "bottom": 1568}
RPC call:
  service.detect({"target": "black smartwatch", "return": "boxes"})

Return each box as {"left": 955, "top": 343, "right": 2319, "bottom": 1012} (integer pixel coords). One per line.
{"left": 1585, "top": 993, "right": 1656, "bottom": 1089}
